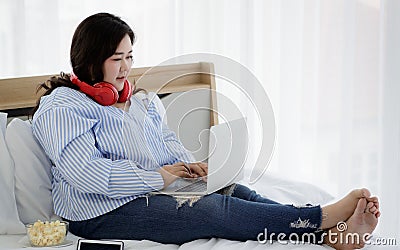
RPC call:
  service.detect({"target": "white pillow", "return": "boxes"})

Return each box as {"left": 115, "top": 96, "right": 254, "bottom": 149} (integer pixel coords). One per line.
{"left": 0, "top": 113, "right": 25, "bottom": 234}
{"left": 247, "top": 172, "right": 335, "bottom": 205}
{"left": 5, "top": 118, "right": 59, "bottom": 224}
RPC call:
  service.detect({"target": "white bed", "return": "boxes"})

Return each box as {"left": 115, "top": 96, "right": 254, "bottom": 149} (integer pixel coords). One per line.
{"left": 0, "top": 174, "right": 396, "bottom": 249}
{"left": 0, "top": 173, "right": 338, "bottom": 250}
{"left": 0, "top": 63, "right": 396, "bottom": 250}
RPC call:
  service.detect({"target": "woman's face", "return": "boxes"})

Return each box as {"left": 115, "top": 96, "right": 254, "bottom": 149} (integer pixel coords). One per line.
{"left": 102, "top": 34, "right": 133, "bottom": 91}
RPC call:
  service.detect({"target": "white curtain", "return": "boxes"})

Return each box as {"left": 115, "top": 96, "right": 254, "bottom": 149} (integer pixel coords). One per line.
{"left": 1, "top": 0, "right": 399, "bottom": 238}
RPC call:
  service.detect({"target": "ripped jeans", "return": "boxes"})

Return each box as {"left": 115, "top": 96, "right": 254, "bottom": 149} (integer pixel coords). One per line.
{"left": 68, "top": 184, "right": 323, "bottom": 244}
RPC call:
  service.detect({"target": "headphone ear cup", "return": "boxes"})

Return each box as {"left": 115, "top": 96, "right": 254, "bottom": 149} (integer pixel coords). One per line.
{"left": 70, "top": 72, "right": 119, "bottom": 106}
{"left": 91, "top": 82, "right": 119, "bottom": 106}
{"left": 118, "top": 80, "right": 133, "bottom": 103}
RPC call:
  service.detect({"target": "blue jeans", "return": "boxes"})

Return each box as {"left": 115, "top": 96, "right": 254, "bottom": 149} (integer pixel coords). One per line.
{"left": 68, "top": 184, "right": 323, "bottom": 244}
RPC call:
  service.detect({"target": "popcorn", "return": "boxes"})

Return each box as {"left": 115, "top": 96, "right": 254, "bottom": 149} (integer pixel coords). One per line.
{"left": 26, "top": 220, "right": 68, "bottom": 247}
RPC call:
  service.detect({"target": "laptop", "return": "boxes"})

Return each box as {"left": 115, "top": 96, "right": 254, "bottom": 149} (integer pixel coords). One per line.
{"left": 157, "top": 117, "right": 248, "bottom": 195}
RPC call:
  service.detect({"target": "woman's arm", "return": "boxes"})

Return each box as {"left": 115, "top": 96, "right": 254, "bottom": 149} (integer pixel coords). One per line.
{"left": 33, "top": 107, "right": 164, "bottom": 198}
{"left": 57, "top": 130, "right": 164, "bottom": 198}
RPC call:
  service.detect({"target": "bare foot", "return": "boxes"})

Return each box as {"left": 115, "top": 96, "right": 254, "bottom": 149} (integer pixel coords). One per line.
{"left": 324, "top": 198, "right": 379, "bottom": 249}
{"left": 321, "top": 188, "right": 371, "bottom": 229}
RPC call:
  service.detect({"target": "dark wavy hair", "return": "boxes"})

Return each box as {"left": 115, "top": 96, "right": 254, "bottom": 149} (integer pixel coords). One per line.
{"left": 32, "top": 13, "right": 142, "bottom": 115}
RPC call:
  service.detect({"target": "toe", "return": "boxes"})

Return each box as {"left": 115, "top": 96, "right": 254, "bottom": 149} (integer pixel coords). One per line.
{"left": 366, "top": 196, "right": 379, "bottom": 203}
{"left": 361, "top": 188, "right": 371, "bottom": 198}
{"left": 355, "top": 198, "right": 367, "bottom": 214}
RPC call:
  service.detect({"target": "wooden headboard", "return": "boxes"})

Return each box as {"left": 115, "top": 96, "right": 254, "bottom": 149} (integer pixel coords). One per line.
{"left": 0, "top": 62, "right": 218, "bottom": 126}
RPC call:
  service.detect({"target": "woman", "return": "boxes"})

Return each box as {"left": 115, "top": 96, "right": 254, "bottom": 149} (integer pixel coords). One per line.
{"left": 32, "top": 13, "right": 380, "bottom": 249}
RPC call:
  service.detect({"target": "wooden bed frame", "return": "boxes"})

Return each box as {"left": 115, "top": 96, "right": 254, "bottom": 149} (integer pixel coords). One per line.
{"left": 0, "top": 62, "right": 218, "bottom": 126}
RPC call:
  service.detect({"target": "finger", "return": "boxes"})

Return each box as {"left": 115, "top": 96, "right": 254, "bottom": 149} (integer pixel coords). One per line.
{"left": 189, "top": 163, "right": 207, "bottom": 177}
{"left": 197, "top": 163, "right": 208, "bottom": 182}
{"left": 173, "top": 162, "right": 187, "bottom": 168}
{"left": 165, "top": 165, "right": 186, "bottom": 177}
{"left": 178, "top": 170, "right": 193, "bottom": 178}
{"left": 198, "top": 162, "right": 208, "bottom": 174}
{"left": 171, "top": 163, "right": 193, "bottom": 176}
{"left": 195, "top": 162, "right": 208, "bottom": 175}
{"left": 179, "top": 165, "right": 194, "bottom": 178}
{"left": 183, "top": 164, "right": 193, "bottom": 176}
{"left": 199, "top": 162, "right": 208, "bottom": 168}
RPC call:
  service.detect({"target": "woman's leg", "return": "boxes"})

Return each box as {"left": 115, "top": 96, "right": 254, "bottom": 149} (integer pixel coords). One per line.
{"left": 231, "top": 184, "right": 281, "bottom": 204}
{"left": 69, "top": 193, "right": 323, "bottom": 245}
{"left": 231, "top": 184, "right": 377, "bottom": 230}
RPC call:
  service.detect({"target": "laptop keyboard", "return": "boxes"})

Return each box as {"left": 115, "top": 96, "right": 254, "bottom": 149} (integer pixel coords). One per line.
{"left": 175, "top": 180, "right": 207, "bottom": 192}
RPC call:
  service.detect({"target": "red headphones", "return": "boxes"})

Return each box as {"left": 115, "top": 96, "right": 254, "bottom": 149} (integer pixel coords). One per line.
{"left": 70, "top": 72, "right": 132, "bottom": 106}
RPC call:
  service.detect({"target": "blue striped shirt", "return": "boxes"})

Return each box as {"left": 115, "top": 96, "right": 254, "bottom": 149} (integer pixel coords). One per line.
{"left": 32, "top": 87, "right": 196, "bottom": 221}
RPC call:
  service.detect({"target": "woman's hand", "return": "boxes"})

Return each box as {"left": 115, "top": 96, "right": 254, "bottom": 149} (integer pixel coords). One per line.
{"left": 187, "top": 162, "right": 208, "bottom": 181}
{"left": 157, "top": 162, "right": 193, "bottom": 188}
{"left": 157, "top": 162, "right": 209, "bottom": 188}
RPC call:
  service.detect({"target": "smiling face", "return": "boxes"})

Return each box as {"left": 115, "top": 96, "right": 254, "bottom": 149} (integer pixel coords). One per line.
{"left": 70, "top": 13, "right": 135, "bottom": 87}
{"left": 102, "top": 34, "right": 133, "bottom": 91}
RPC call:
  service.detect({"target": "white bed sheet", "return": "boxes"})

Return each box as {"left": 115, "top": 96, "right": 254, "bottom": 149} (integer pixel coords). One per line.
{"left": 0, "top": 174, "right": 397, "bottom": 250}
{"left": 1, "top": 234, "right": 397, "bottom": 250}
{"left": 0, "top": 233, "right": 331, "bottom": 250}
